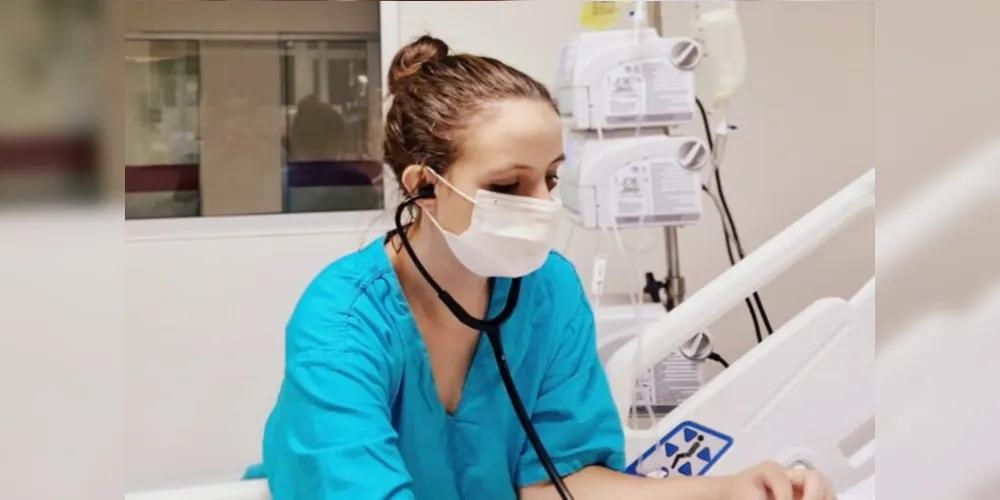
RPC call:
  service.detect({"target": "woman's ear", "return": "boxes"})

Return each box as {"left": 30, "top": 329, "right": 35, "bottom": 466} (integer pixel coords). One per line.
{"left": 400, "top": 164, "right": 437, "bottom": 208}
{"left": 400, "top": 164, "right": 427, "bottom": 197}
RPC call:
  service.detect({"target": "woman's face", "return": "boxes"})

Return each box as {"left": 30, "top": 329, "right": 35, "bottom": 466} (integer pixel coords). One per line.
{"left": 425, "top": 98, "right": 565, "bottom": 236}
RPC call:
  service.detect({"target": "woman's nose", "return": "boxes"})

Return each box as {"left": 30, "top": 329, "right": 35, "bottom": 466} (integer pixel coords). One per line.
{"left": 527, "top": 183, "right": 552, "bottom": 200}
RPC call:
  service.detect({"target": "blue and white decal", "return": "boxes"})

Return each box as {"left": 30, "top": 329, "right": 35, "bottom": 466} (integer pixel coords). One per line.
{"left": 626, "top": 421, "right": 734, "bottom": 478}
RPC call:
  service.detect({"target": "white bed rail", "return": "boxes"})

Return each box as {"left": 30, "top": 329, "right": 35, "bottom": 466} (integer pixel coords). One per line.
{"left": 125, "top": 479, "right": 269, "bottom": 500}
{"left": 605, "top": 168, "right": 876, "bottom": 422}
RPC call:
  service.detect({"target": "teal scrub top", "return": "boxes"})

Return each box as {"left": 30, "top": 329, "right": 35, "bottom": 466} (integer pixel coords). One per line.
{"left": 256, "top": 237, "right": 625, "bottom": 499}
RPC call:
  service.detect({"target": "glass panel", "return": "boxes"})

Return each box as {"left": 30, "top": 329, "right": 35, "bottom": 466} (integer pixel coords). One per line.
{"left": 281, "top": 40, "right": 382, "bottom": 214}
{"left": 124, "top": 40, "right": 201, "bottom": 219}
{"left": 124, "top": 37, "right": 383, "bottom": 220}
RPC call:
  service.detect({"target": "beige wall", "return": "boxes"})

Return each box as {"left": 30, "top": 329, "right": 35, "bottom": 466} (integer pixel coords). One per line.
{"left": 125, "top": 0, "right": 379, "bottom": 35}
{"left": 0, "top": 1, "right": 105, "bottom": 195}
{"left": 0, "top": 2, "right": 82, "bottom": 134}
{"left": 105, "top": 0, "right": 124, "bottom": 200}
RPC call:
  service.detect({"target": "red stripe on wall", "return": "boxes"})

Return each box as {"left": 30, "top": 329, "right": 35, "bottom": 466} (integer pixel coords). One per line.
{"left": 125, "top": 164, "right": 200, "bottom": 193}
{"left": 0, "top": 136, "right": 95, "bottom": 171}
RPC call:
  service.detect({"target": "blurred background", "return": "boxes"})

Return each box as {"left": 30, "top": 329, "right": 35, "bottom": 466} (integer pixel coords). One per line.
{"left": 0, "top": 0, "right": 100, "bottom": 206}
{"left": 0, "top": 0, "right": 997, "bottom": 499}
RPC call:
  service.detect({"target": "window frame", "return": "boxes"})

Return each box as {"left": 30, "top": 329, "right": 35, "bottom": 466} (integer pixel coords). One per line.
{"left": 125, "top": 1, "right": 401, "bottom": 242}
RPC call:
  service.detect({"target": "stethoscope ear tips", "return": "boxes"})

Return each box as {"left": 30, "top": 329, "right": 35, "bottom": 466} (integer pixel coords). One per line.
{"left": 403, "top": 185, "right": 436, "bottom": 204}
{"left": 415, "top": 185, "right": 436, "bottom": 200}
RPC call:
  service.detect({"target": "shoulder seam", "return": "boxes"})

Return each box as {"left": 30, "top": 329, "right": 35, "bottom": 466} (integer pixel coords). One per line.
{"left": 548, "top": 249, "right": 575, "bottom": 268}
{"left": 338, "top": 267, "right": 396, "bottom": 318}
{"left": 288, "top": 266, "right": 398, "bottom": 365}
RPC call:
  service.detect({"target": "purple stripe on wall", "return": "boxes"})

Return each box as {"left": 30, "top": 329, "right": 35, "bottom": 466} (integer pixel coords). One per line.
{"left": 285, "top": 161, "right": 380, "bottom": 188}
{"left": 123, "top": 160, "right": 383, "bottom": 193}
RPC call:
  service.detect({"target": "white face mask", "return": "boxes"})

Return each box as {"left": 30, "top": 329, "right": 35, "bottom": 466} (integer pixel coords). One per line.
{"left": 424, "top": 169, "right": 562, "bottom": 278}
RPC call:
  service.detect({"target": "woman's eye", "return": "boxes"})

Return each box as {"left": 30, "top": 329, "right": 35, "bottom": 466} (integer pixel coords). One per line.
{"left": 490, "top": 183, "right": 518, "bottom": 194}
{"left": 545, "top": 174, "right": 559, "bottom": 191}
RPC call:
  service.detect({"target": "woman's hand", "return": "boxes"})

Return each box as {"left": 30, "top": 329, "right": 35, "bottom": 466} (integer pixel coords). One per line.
{"left": 519, "top": 464, "right": 835, "bottom": 500}
{"left": 716, "top": 461, "right": 837, "bottom": 500}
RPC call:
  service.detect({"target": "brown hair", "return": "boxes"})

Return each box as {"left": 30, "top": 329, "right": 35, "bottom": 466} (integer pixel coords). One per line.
{"left": 383, "top": 35, "right": 557, "bottom": 196}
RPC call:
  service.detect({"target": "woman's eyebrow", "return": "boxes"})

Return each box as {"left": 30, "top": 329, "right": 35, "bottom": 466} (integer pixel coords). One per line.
{"left": 502, "top": 154, "right": 566, "bottom": 171}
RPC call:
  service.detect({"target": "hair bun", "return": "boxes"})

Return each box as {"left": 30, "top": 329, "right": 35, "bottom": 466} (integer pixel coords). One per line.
{"left": 387, "top": 35, "right": 449, "bottom": 96}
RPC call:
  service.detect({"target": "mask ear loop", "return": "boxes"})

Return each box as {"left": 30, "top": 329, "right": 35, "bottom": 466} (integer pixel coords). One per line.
{"left": 424, "top": 166, "right": 478, "bottom": 205}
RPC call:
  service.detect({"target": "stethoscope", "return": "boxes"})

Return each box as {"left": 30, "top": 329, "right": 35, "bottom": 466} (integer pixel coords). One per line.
{"left": 393, "top": 186, "right": 575, "bottom": 500}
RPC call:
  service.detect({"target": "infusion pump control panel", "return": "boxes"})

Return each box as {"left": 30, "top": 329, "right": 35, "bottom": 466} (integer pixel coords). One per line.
{"left": 555, "top": 28, "right": 708, "bottom": 230}
{"left": 555, "top": 28, "right": 702, "bottom": 132}
{"left": 560, "top": 129, "right": 709, "bottom": 230}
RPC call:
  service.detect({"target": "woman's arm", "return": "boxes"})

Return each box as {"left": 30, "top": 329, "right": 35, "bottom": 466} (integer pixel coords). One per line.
{"left": 511, "top": 257, "right": 628, "bottom": 488}
{"left": 263, "top": 282, "right": 416, "bottom": 500}
{"left": 521, "top": 462, "right": 836, "bottom": 500}
{"left": 520, "top": 466, "right": 722, "bottom": 500}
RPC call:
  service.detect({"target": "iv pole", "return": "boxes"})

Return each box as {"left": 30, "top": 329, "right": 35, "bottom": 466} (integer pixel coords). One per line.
{"left": 646, "top": 1, "right": 712, "bottom": 362}
{"left": 645, "top": 0, "right": 686, "bottom": 311}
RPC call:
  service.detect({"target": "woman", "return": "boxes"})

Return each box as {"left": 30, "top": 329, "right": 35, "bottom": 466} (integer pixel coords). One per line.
{"left": 259, "top": 35, "right": 835, "bottom": 500}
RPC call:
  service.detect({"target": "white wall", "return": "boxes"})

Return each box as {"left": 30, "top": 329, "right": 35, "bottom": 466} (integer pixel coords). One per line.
{"left": 0, "top": 211, "right": 122, "bottom": 500}
{"left": 124, "top": 0, "right": 874, "bottom": 491}
{"left": 126, "top": 221, "right": 385, "bottom": 491}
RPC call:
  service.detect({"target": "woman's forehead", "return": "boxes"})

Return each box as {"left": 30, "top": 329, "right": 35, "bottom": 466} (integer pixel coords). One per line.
{"left": 460, "top": 100, "right": 563, "bottom": 168}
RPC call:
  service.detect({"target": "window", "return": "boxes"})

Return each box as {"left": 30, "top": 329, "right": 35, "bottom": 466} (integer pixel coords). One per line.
{"left": 124, "top": 36, "right": 383, "bottom": 220}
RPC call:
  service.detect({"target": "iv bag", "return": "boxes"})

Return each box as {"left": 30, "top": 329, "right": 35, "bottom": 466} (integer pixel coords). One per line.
{"left": 696, "top": 3, "right": 747, "bottom": 110}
